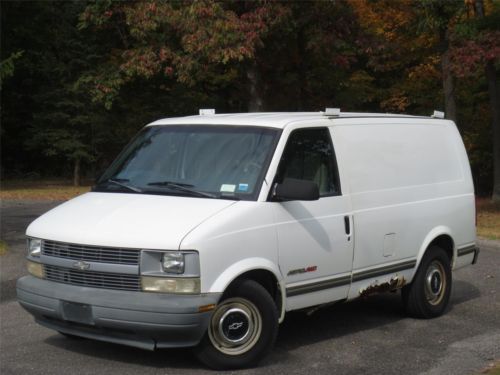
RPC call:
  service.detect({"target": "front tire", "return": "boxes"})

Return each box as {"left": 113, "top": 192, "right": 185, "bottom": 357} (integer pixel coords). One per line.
{"left": 402, "top": 246, "right": 452, "bottom": 318}
{"left": 194, "top": 279, "right": 278, "bottom": 370}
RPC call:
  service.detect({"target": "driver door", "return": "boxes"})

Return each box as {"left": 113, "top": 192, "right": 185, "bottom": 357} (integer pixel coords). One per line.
{"left": 271, "top": 127, "right": 353, "bottom": 310}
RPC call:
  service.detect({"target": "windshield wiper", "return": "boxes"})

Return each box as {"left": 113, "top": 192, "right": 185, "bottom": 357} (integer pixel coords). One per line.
{"left": 106, "top": 178, "right": 143, "bottom": 193}
{"left": 148, "top": 181, "right": 195, "bottom": 188}
{"left": 147, "top": 181, "right": 216, "bottom": 198}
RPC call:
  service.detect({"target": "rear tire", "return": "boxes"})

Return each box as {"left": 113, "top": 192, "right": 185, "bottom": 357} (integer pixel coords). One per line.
{"left": 402, "top": 246, "right": 452, "bottom": 318}
{"left": 194, "top": 279, "right": 278, "bottom": 370}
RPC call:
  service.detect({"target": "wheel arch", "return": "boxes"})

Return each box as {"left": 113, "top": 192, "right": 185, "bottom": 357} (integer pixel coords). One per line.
{"left": 208, "top": 258, "right": 286, "bottom": 323}
{"left": 416, "top": 227, "right": 455, "bottom": 276}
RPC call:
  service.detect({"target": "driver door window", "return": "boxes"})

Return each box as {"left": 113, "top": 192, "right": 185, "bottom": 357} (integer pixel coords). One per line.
{"left": 276, "top": 128, "right": 340, "bottom": 196}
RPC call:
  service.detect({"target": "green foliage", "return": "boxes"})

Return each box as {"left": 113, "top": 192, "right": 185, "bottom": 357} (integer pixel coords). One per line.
{"left": 0, "top": 51, "right": 23, "bottom": 86}
{"left": 1, "top": 1, "right": 114, "bottom": 180}
{"left": 415, "top": 0, "right": 465, "bottom": 34}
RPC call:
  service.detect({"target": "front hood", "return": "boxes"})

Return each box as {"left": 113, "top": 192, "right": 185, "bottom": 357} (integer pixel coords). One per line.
{"left": 27, "top": 192, "right": 236, "bottom": 249}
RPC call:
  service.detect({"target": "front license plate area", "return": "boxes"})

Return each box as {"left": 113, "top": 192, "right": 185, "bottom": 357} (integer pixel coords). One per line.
{"left": 61, "top": 301, "right": 94, "bottom": 325}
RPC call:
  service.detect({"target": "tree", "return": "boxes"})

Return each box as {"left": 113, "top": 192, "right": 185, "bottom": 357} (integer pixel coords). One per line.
{"left": 424, "top": 1, "right": 463, "bottom": 122}
{"left": 1, "top": 0, "right": 497, "bottom": 197}
{"left": 78, "top": 1, "right": 288, "bottom": 111}
{"left": 450, "top": 0, "right": 500, "bottom": 201}
{"left": 251, "top": 2, "right": 358, "bottom": 111}
{"left": 349, "top": 0, "right": 444, "bottom": 114}
{"left": 1, "top": 1, "right": 106, "bottom": 185}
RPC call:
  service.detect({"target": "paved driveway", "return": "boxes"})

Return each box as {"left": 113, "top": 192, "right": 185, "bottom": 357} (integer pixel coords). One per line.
{"left": 1, "top": 200, "right": 499, "bottom": 374}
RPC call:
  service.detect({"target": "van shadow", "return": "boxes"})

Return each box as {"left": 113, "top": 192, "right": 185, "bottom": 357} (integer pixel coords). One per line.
{"left": 280, "top": 201, "right": 331, "bottom": 251}
{"left": 448, "top": 279, "right": 481, "bottom": 307}
{"left": 274, "top": 279, "right": 481, "bottom": 355}
{"left": 44, "top": 335, "right": 198, "bottom": 371}
{"left": 43, "top": 281, "right": 480, "bottom": 371}
{"left": 274, "top": 292, "right": 407, "bottom": 353}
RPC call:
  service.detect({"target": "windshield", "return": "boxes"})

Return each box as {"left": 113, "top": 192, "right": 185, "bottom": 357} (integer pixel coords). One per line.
{"left": 95, "top": 125, "right": 280, "bottom": 200}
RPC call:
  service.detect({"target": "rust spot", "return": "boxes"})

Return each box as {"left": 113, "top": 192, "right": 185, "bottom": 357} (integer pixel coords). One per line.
{"left": 359, "top": 276, "right": 406, "bottom": 297}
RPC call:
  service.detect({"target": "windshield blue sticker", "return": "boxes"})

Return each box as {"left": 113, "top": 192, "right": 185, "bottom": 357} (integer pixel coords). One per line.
{"left": 220, "top": 184, "right": 236, "bottom": 193}
{"left": 238, "top": 183, "right": 249, "bottom": 192}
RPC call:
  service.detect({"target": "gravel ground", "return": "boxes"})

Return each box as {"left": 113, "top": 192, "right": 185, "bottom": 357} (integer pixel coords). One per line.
{"left": 1, "top": 199, "right": 499, "bottom": 375}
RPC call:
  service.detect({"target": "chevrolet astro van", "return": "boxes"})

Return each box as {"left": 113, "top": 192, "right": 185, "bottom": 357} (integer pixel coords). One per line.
{"left": 17, "top": 109, "right": 479, "bottom": 369}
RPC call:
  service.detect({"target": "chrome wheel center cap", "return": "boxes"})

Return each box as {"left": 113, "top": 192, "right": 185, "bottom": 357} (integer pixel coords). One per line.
{"left": 218, "top": 308, "right": 252, "bottom": 344}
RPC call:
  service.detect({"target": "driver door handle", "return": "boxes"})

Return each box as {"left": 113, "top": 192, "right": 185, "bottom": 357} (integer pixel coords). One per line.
{"left": 344, "top": 215, "right": 351, "bottom": 239}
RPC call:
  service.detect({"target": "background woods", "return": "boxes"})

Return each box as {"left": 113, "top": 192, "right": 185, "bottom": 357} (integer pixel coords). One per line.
{"left": 1, "top": 0, "right": 499, "bottom": 201}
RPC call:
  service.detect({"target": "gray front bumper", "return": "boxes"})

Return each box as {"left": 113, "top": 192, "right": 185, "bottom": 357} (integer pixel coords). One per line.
{"left": 17, "top": 276, "right": 221, "bottom": 350}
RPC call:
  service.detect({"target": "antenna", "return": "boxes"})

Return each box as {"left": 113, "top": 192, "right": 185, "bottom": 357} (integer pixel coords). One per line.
{"left": 323, "top": 108, "right": 340, "bottom": 116}
{"left": 431, "top": 110, "right": 445, "bottom": 119}
{"left": 199, "top": 109, "right": 215, "bottom": 116}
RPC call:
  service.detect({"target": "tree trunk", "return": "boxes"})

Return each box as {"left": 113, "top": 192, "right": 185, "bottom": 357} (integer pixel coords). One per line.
{"left": 73, "top": 158, "right": 81, "bottom": 187}
{"left": 247, "top": 62, "right": 263, "bottom": 112}
{"left": 437, "top": 22, "right": 457, "bottom": 123}
{"left": 474, "top": 0, "right": 485, "bottom": 17}
{"left": 486, "top": 62, "right": 500, "bottom": 202}
{"left": 296, "top": 27, "right": 307, "bottom": 111}
{"left": 441, "top": 51, "right": 457, "bottom": 122}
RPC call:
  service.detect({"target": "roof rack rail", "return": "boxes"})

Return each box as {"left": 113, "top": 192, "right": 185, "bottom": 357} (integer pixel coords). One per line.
{"left": 431, "top": 110, "right": 445, "bottom": 119}
{"left": 199, "top": 109, "right": 215, "bottom": 116}
{"left": 323, "top": 108, "right": 340, "bottom": 117}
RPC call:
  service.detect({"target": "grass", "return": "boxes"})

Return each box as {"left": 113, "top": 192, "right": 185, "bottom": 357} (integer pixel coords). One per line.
{"left": 0, "top": 240, "right": 8, "bottom": 256}
{"left": 476, "top": 198, "right": 500, "bottom": 241}
{"left": 1, "top": 180, "right": 91, "bottom": 201}
{"left": 479, "top": 361, "right": 500, "bottom": 375}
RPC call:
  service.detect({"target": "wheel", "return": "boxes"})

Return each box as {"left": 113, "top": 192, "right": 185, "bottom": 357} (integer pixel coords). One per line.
{"left": 194, "top": 279, "right": 279, "bottom": 370}
{"left": 402, "top": 246, "right": 452, "bottom": 318}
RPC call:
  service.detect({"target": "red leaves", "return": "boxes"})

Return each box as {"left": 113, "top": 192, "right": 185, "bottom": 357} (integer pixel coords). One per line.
{"left": 164, "top": 66, "right": 174, "bottom": 76}
{"left": 95, "top": 83, "right": 112, "bottom": 95}
{"left": 450, "top": 31, "right": 500, "bottom": 77}
{"left": 79, "top": 1, "right": 291, "bottom": 103}
{"left": 332, "top": 55, "right": 351, "bottom": 69}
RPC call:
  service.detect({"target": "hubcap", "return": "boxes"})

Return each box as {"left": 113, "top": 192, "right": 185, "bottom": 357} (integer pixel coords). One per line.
{"left": 425, "top": 260, "right": 446, "bottom": 305}
{"left": 218, "top": 307, "right": 251, "bottom": 344}
{"left": 208, "top": 298, "right": 262, "bottom": 356}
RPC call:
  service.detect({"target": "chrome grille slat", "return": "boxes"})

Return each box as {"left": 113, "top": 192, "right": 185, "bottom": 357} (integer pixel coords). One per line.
{"left": 44, "top": 264, "right": 141, "bottom": 291}
{"left": 42, "top": 240, "right": 141, "bottom": 265}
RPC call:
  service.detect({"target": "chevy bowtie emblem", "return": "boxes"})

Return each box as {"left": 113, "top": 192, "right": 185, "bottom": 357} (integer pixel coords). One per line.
{"left": 228, "top": 322, "right": 244, "bottom": 331}
{"left": 73, "top": 260, "right": 90, "bottom": 271}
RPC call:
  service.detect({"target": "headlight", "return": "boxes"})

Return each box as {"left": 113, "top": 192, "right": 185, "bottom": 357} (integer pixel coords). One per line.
{"left": 28, "top": 238, "right": 41, "bottom": 258}
{"left": 27, "top": 260, "right": 44, "bottom": 278}
{"left": 141, "top": 276, "right": 200, "bottom": 294}
{"left": 162, "top": 252, "right": 184, "bottom": 274}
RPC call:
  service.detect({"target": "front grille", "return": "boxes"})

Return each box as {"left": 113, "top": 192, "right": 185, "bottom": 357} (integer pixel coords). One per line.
{"left": 42, "top": 240, "right": 141, "bottom": 265}
{"left": 44, "top": 264, "right": 141, "bottom": 291}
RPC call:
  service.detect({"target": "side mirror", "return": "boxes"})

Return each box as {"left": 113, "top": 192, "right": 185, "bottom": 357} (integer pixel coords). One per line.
{"left": 274, "top": 178, "right": 320, "bottom": 201}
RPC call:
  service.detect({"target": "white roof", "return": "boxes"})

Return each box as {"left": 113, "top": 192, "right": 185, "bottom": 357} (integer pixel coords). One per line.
{"left": 147, "top": 111, "right": 441, "bottom": 129}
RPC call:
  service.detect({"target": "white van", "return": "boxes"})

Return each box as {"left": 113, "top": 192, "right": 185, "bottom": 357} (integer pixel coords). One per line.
{"left": 17, "top": 110, "right": 478, "bottom": 369}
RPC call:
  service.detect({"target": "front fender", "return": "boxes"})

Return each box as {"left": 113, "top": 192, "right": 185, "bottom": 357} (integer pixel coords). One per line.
{"left": 207, "top": 257, "right": 286, "bottom": 323}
